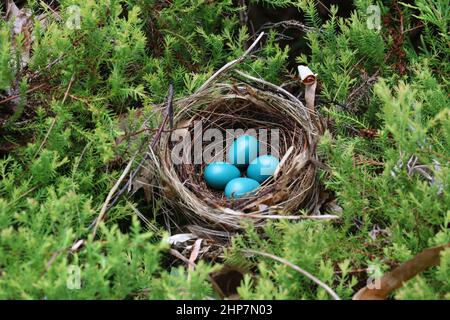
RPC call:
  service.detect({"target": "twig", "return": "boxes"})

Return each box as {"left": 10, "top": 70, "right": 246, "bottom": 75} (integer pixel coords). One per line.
{"left": 196, "top": 32, "right": 264, "bottom": 92}
{"left": 222, "top": 208, "right": 340, "bottom": 220}
{"left": 32, "top": 74, "right": 74, "bottom": 160}
{"left": 244, "top": 213, "right": 340, "bottom": 220}
{"left": 347, "top": 70, "right": 380, "bottom": 106}
{"left": 92, "top": 154, "right": 136, "bottom": 238}
{"left": 151, "top": 89, "right": 172, "bottom": 148}
{"left": 28, "top": 54, "right": 65, "bottom": 82}
{"left": 167, "top": 84, "right": 174, "bottom": 129}
{"left": 43, "top": 250, "right": 64, "bottom": 273}
{"left": 0, "top": 83, "right": 46, "bottom": 105}
{"left": 169, "top": 248, "right": 196, "bottom": 268}
{"left": 242, "top": 249, "right": 341, "bottom": 300}
{"left": 233, "top": 70, "right": 314, "bottom": 126}
{"left": 42, "top": 239, "right": 85, "bottom": 276}
{"left": 126, "top": 199, "right": 158, "bottom": 232}
{"left": 402, "top": 23, "right": 424, "bottom": 34}
{"left": 258, "top": 20, "right": 312, "bottom": 33}
{"left": 28, "top": 53, "right": 66, "bottom": 82}
{"left": 39, "top": 0, "right": 62, "bottom": 21}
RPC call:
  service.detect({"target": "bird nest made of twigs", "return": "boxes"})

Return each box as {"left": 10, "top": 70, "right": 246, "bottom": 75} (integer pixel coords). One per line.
{"left": 144, "top": 68, "right": 322, "bottom": 233}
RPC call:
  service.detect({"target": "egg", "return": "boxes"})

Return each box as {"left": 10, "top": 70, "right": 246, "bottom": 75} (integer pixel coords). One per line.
{"left": 246, "top": 155, "right": 280, "bottom": 183}
{"left": 227, "top": 135, "right": 259, "bottom": 168}
{"left": 225, "top": 177, "right": 260, "bottom": 199}
{"left": 204, "top": 162, "right": 241, "bottom": 190}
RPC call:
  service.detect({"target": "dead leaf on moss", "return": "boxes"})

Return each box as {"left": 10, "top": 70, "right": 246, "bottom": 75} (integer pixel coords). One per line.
{"left": 353, "top": 243, "right": 450, "bottom": 300}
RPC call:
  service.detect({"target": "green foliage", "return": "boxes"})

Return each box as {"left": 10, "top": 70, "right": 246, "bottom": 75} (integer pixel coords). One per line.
{"left": 297, "top": 1, "right": 386, "bottom": 104}
{"left": 0, "top": 21, "right": 15, "bottom": 90}
{"left": 0, "top": 0, "right": 448, "bottom": 300}
{"left": 394, "top": 248, "right": 450, "bottom": 300}
{"left": 403, "top": 0, "right": 450, "bottom": 78}
{"left": 227, "top": 0, "right": 449, "bottom": 300}
{"left": 230, "top": 221, "right": 359, "bottom": 300}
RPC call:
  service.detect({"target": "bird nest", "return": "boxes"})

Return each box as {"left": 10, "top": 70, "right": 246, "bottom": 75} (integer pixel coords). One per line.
{"left": 144, "top": 69, "right": 322, "bottom": 234}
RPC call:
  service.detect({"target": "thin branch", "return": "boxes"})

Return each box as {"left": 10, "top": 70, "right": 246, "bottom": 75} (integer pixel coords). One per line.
{"left": 347, "top": 70, "right": 380, "bottom": 106}
{"left": 28, "top": 54, "right": 65, "bottom": 82}
{"left": 169, "top": 249, "right": 196, "bottom": 268}
{"left": 0, "top": 83, "right": 46, "bottom": 105}
{"left": 126, "top": 200, "right": 158, "bottom": 232}
{"left": 222, "top": 208, "right": 340, "bottom": 220}
{"left": 233, "top": 69, "right": 315, "bottom": 127}
{"left": 196, "top": 32, "right": 265, "bottom": 92}
{"left": 242, "top": 249, "right": 341, "bottom": 300}
{"left": 32, "top": 74, "right": 75, "bottom": 160}
{"left": 258, "top": 20, "right": 313, "bottom": 33}
{"left": 92, "top": 154, "right": 136, "bottom": 238}
{"left": 167, "top": 84, "right": 174, "bottom": 129}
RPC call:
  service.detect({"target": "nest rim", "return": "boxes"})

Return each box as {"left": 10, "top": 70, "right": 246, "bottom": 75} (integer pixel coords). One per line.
{"left": 147, "top": 71, "right": 321, "bottom": 232}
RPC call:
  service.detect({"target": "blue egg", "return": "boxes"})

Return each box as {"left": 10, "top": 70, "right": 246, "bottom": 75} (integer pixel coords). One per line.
{"left": 227, "top": 135, "right": 259, "bottom": 168}
{"left": 204, "top": 162, "right": 241, "bottom": 190}
{"left": 247, "top": 155, "right": 280, "bottom": 183}
{"left": 225, "top": 177, "right": 260, "bottom": 199}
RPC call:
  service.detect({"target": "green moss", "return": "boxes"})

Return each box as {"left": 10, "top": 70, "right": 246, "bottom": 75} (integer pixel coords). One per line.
{"left": 0, "top": 0, "right": 448, "bottom": 299}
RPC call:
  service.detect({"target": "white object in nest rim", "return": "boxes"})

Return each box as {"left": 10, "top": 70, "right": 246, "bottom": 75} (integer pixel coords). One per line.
{"left": 298, "top": 65, "right": 317, "bottom": 85}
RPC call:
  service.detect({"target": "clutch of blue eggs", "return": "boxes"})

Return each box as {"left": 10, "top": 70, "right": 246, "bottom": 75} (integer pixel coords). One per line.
{"left": 203, "top": 135, "right": 280, "bottom": 199}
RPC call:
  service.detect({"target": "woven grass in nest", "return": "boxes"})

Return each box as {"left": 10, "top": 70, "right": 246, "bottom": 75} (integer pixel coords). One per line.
{"left": 145, "top": 69, "right": 322, "bottom": 233}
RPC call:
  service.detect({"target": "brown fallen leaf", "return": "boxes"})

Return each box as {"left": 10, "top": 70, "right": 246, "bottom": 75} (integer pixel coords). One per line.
{"left": 353, "top": 243, "right": 450, "bottom": 300}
